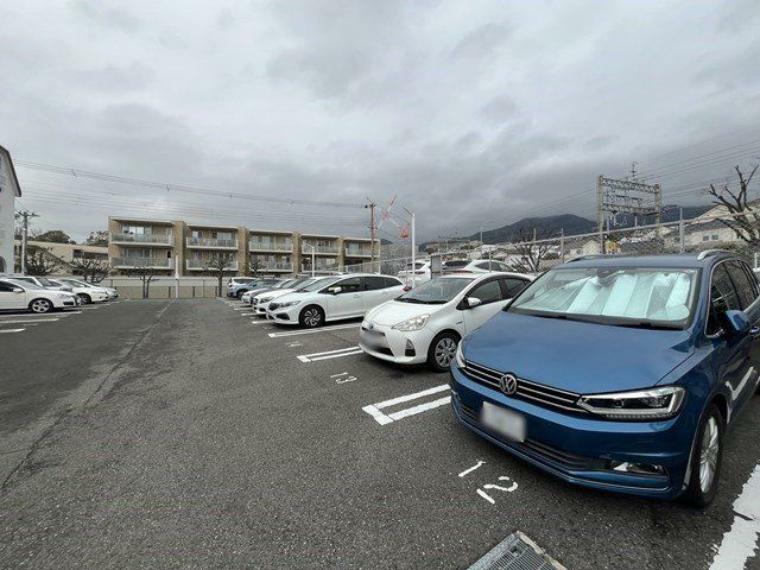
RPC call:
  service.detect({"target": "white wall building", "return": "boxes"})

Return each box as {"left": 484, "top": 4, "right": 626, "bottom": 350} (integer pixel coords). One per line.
{"left": 0, "top": 145, "right": 22, "bottom": 273}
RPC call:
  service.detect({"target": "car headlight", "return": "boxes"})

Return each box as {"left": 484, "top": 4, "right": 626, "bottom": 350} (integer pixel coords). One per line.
{"left": 259, "top": 297, "right": 272, "bottom": 303}
{"left": 454, "top": 342, "right": 466, "bottom": 368}
{"left": 391, "top": 314, "right": 430, "bottom": 331}
{"left": 278, "top": 300, "right": 301, "bottom": 308}
{"left": 577, "top": 386, "right": 685, "bottom": 420}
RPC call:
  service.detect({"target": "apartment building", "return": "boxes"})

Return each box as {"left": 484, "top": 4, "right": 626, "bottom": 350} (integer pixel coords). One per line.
{"left": 108, "top": 217, "right": 379, "bottom": 276}
{"left": 0, "top": 145, "right": 22, "bottom": 273}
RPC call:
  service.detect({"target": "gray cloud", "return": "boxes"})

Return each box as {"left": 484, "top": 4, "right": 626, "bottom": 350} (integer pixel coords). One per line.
{"left": 0, "top": 0, "right": 758, "bottom": 244}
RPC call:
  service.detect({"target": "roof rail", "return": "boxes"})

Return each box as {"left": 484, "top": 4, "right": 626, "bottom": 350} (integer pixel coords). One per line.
{"left": 696, "top": 249, "right": 733, "bottom": 261}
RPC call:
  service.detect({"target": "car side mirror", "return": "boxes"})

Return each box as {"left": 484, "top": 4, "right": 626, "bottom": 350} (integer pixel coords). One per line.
{"left": 465, "top": 297, "right": 482, "bottom": 309}
{"left": 721, "top": 309, "right": 751, "bottom": 336}
{"left": 12, "top": 287, "right": 24, "bottom": 293}
{"left": 328, "top": 286, "right": 342, "bottom": 295}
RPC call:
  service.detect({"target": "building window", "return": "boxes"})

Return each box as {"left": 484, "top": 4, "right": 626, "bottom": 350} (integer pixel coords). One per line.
{"left": 702, "top": 235, "right": 709, "bottom": 242}
{"left": 711, "top": 234, "right": 719, "bottom": 241}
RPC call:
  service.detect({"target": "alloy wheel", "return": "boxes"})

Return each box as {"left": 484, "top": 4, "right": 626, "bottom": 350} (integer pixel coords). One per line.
{"left": 699, "top": 416, "right": 720, "bottom": 493}
{"left": 31, "top": 299, "right": 52, "bottom": 313}
{"left": 303, "top": 308, "right": 322, "bottom": 327}
{"left": 434, "top": 337, "right": 457, "bottom": 368}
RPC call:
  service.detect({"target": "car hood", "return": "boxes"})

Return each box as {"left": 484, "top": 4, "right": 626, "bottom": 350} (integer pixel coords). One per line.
{"left": 273, "top": 292, "right": 311, "bottom": 304}
{"left": 256, "top": 288, "right": 294, "bottom": 301}
{"left": 462, "top": 312, "right": 694, "bottom": 394}
{"left": 365, "top": 299, "right": 447, "bottom": 326}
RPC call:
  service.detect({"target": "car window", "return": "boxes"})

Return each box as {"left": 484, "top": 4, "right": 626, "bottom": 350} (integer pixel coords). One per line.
{"left": 707, "top": 264, "right": 742, "bottom": 335}
{"left": 0, "top": 281, "right": 17, "bottom": 292}
{"left": 726, "top": 261, "right": 758, "bottom": 309}
{"left": 468, "top": 279, "right": 502, "bottom": 304}
{"left": 501, "top": 277, "right": 529, "bottom": 298}
{"left": 336, "top": 277, "right": 361, "bottom": 293}
{"left": 383, "top": 277, "right": 402, "bottom": 288}
{"left": 363, "top": 276, "right": 387, "bottom": 290}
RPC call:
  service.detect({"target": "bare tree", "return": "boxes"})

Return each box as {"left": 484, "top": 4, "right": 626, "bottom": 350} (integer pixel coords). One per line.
{"left": 205, "top": 254, "right": 234, "bottom": 297}
{"left": 24, "top": 245, "right": 59, "bottom": 276}
{"left": 511, "top": 228, "right": 553, "bottom": 273}
{"left": 249, "top": 256, "right": 262, "bottom": 277}
{"left": 706, "top": 165, "right": 760, "bottom": 247}
{"left": 71, "top": 257, "right": 112, "bottom": 283}
{"left": 125, "top": 266, "right": 158, "bottom": 299}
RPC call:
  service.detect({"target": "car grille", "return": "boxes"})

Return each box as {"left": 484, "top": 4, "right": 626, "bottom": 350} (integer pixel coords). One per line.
{"left": 459, "top": 403, "right": 603, "bottom": 471}
{"left": 462, "top": 359, "right": 586, "bottom": 414}
{"left": 269, "top": 303, "right": 279, "bottom": 311}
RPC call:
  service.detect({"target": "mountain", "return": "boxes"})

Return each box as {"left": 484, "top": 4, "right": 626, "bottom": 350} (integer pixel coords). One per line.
{"left": 476, "top": 214, "right": 596, "bottom": 244}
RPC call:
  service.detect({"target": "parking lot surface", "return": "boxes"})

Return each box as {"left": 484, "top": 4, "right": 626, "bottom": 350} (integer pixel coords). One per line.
{"left": 1, "top": 299, "right": 759, "bottom": 569}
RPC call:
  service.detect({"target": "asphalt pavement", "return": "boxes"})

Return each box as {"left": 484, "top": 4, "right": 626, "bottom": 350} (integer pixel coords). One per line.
{"left": 0, "top": 299, "right": 758, "bottom": 569}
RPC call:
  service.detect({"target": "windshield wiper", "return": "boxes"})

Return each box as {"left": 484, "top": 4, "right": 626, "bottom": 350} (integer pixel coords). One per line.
{"left": 612, "top": 321, "right": 682, "bottom": 330}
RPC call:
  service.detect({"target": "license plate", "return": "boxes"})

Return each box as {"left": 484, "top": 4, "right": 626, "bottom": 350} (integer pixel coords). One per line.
{"left": 361, "top": 330, "right": 385, "bottom": 348}
{"left": 481, "top": 402, "right": 526, "bottom": 442}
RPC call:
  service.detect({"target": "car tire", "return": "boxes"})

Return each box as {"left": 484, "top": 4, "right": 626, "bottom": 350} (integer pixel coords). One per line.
{"left": 682, "top": 403, "right": 724, "bottom": 507}
{"left": 236, "top": 290, "right": 246, "bottom": 299}
{"left": 299, "top": 305, "right": 324, "bottom": 328}
{"left": 29, "top": 298, "right": 53, "bottom": 314}
{"left": 427, "top": 331, "right": 460, "bottom": 373}
{"left": 77, "top": 293, "right": 92, "bottom": 305}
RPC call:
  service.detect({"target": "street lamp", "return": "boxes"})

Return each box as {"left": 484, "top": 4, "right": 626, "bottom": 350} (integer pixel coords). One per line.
{"left": 303, "top": 242, "right": 316, "bottom": 278}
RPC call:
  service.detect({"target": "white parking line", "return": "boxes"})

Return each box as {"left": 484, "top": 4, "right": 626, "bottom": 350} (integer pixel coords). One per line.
{"left": 267, "top": 323, "right": 360, "bottom": 338}
{"left": 362, "top": 384, "right": 451, "bottom": 425}
{"left": 0, "top": 318, "right": 59, "bottom": 324}
{"left": 710, "top": 464, "right": 760, "bottom": 570}
{"left": 250, "top": 320, "right": 271, "bottom": 325}
{"left": 0, "top": 311, "right": 77, "bottom": 319}
{"left": 297, "top": 346, "right": 363, "bottom": 363}
{"left": 0, "top": 328, "right": 25, "bottom": 334}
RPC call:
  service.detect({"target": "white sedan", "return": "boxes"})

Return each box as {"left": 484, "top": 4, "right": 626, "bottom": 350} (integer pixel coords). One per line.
{"left": 267, "top": 274, "right": 405, "bottom": 327}
{"left": 359, "top": 272, "right": 533, "bottom": 371}
{"left": 0, "top": 278, "right": 78, "bottom": 313}
{"left": 252, "top": 277, "right": 323, "bottom": 316}
{"left": 54, "top": 278, "right": 111, "bottom": 304}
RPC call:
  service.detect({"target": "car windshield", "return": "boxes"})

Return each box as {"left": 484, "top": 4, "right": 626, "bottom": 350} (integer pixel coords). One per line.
{"left": 275, "top": 280, "right": 294, "bottom": 289}
{"left": 9, "top": 279, "right": 40, "bottom": 290}
{"left": 396, "top": 277, "right": 473, "bottom": 304}
{"left": 301, "top": 277, "right": 341, "bottom": 292}
{"left": 509, "top": 267, "right": 699, "bottom": 328}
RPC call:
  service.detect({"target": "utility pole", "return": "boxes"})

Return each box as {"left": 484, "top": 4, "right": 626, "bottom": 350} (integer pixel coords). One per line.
{"left": 403, "top": 207, "right": 416, "bottom": 288}
{"left": 365, "top": 199, "right": 376, "bottom": 273}
{"left": 15, "top": 210, "right": 39, "bottom": 274}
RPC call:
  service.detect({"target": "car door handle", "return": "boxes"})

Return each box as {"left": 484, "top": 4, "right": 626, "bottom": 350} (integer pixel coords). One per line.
{"left": 751, "top": 326, "right": 760, "bottom": 337}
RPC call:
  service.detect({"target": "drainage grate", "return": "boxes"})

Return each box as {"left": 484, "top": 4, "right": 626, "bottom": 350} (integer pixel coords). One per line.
{"left": 468, "top": 532, "right": 567, "bottom": 570}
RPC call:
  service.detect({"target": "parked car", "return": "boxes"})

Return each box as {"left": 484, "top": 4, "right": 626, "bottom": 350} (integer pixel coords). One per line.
{"left": 0, "top": 278, "right": 78, "bottom": 313}
{"left": 252, "top": 277, "right": 321, "bottom": 316}
{"left": 450, "top": 252, "right": 760, "bottom": 506}
{"left": 397, "top": 260, "right": 431, "bottom": 286}
{"left": 267, "top": 274, "right": 405, "bottom": 328}
{"left": 241, "top": 279, "right": 290, "bottom": 305}
{"left": 360, "top": 273, "right": 532, "bottom": 371}
{"left": 443, "top": 259, "right": 516, "bottom": 274}
{"left": 227, "top": 277, "right": 279, "bottom": 298}
{"left": 53, "top": 278, "right": 111, "bottom": 304}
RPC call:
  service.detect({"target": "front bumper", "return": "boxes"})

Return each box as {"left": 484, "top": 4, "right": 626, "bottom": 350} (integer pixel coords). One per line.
{"left": 450, "top": 364, "right": 694, "bottom": 499}
{"left": 358, "top": 323, "right": 430, "bottom": 365}
{"left": 269, "top": 305, "right": 300, "bottom": 325}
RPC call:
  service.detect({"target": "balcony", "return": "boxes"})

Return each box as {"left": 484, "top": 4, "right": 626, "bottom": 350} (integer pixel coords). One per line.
{"left": 260, "top": 262, "right": 294, "bottom": 272}
{"left": 186, "top": 237, "right": 238, "bottom": 250}
{"left": 344, "top": 245, "right": 374, "bottom": 258}
{"left": 111, "top": 232, "right": 173, "bottom": 246}
{"left": 249, "top": 238, "right": 293, "bottom": 253}
{"left": 112, "top": 256, "right": 172, "bottom": 269}
{"left": 185, "top": 259, "right": 239, "bottom": 271}
{"left": 301, "top": 242, "right": 339, "bottom": 255}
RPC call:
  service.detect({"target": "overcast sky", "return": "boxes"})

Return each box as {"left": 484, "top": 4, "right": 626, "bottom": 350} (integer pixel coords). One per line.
{"left": 2, "top": 0, "right": 759, "bottom": 243}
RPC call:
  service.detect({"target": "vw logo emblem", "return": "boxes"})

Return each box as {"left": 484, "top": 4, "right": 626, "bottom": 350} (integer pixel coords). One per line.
{"left": 500, "top": 373, "right": 518, "bottom": 396}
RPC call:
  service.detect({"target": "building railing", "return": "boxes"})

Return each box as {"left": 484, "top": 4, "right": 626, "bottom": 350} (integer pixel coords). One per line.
{"left": 344, "top": 245, "right": 374, "bottom": 257}
{"left": 112, "top": 257, "right": 172, "bottom": 269}
{"left": 260, "top": 262, "right": 293, "bottom": 271}
{"left": 186, "top": 259, "right": 239, "bottom": 271}
{"left": 111, "top": 232, "right": 173, "bottom": 245}
{"left": 301, "top": 242, "right": 339, "bottom": 254}
{"left": 249, "top": 238, "right": 293, "bottom": 252}
{"left": 300, "top": 262, "right": 338, "bottom": 272}
{"left": 186, "top": 237, "right": 238, "bottom": 249}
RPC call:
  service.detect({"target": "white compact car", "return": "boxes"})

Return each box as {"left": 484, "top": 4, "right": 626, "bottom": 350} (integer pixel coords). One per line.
{"left": 242, "top": 279, "right": 294, "bottom": 305}
{"left": 359, "top": 272, "right": 533, "bottom": 371}
{"left": 443, "top": 259, "right": 515, "bottom": 273}
{"left": 397, "top": 260, "right": 431, "bottom": 286}
{"left": 252, "top": 277, "right": 322, "bottom": 316}
{"left": 0, "top": 278, "right": 78, "bottom": 313}
{"left": 267, "top": 274, "right": 405, "bottom": 327}
{"left": 54, "top": 278, "right": 111, "bottom": 304}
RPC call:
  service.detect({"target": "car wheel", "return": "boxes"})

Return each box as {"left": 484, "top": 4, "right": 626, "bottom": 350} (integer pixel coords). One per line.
{"left": 427, "top": 331, "right": 460, "bottom": 372}
{"left": 683, "top": 403, "right": 723, "bottom": 507}
{"left": 29, "top": 298, "right": 53, "bottom": 314}
{"left": 236, "top": 290, "right": 246, "bottom": 299}
{"left": 77, "top": 293, "right": 92, "bottom": 305}
{"left": 299, "top": 305, "right": 324, "bottom": 328}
